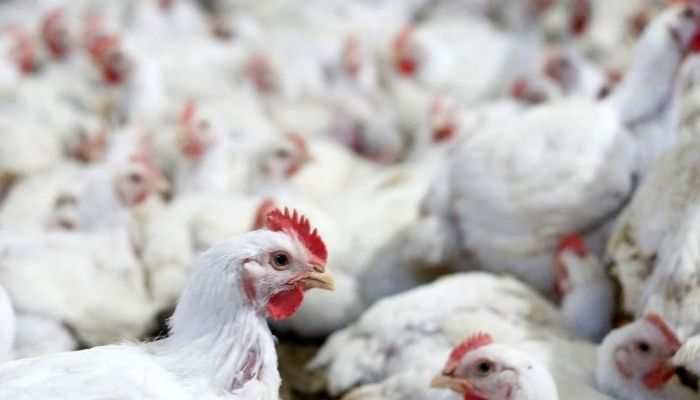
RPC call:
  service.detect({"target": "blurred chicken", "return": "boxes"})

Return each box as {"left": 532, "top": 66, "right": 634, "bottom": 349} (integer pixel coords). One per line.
{"left": 310, "top": 272, "right": 569, "bottom": 396}
{"left": 321, "top": 302, "right": 689, "bottom": 400}
{"left": 608, "top": 139, "right": 700, "bottom": 338}
{"left": 429, "top": 333, "right": 558, "bottom": 400}
{"left": 0, "top": 230, "right": 155, "bottom": 355}
{"left": 395, "top": 3, "right": 700, "bottom": 295}
{"left": 554, "top": 234, "right": 613, "bottom": 342}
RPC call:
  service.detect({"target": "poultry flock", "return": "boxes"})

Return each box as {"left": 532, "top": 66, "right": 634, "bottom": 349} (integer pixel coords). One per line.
{"left": 6, "top": 0, "right": 700, "bottom": 399}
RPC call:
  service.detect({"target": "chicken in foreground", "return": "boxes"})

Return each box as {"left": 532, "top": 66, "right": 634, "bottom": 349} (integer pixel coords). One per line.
{"left": 0, "top": 208, "right": 333, "bottom": 399}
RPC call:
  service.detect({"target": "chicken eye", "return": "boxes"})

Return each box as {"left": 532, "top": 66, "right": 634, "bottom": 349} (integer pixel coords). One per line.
{"left": 637, "top": 341, "right": 651, "bottom": 353}
{"left": 275, "top": 149, "right": 290, "bottom": 159}
{"left": 129, "top": 173, "right": 143, "bottom": 184}
{"left": 475, "top": 360, "right": 494, "bottom": 376}
{"left": 271, "top": 251, "right": 291, "bottom": 270}
{"left": 683, "top": 7, "right": 695, "bottom": 19}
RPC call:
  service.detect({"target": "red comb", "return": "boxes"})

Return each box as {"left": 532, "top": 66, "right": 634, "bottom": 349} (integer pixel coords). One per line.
{"left": 89, "top": 35, "right": 118, "bottom": 63}
{"left": 446, "top": 332, "right": 494, "bottom": 370}
{"left": 644, "top": 314, "right": 682, "bottom": 350}
{"left": 570, "top": 0, "right": 591, "bottom": 36}
{"left": 265, "top": 208, "right": 327, "bottom": 264}
{"left": 556, "top": 234, "right": 587, "bottom": 258}
{"left": 393, "top": 25, "right": 413, "bottom": 52}
{"left": 41, "top": 10, "right": 63, "bottom": 37}
{"left": 179, "top": 100, "right": 196, "bottom": 127}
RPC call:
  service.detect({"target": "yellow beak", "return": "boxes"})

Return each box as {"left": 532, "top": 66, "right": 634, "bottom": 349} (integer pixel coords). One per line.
{"left": 429, "top": 375, "right": 471, "bottom": 393}
{"left": 299, "top": 268, "right": 334, "bottom": 291}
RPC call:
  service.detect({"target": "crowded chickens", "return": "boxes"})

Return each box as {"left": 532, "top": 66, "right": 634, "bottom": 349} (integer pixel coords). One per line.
{"left": 4, "top": 0, "right": 700, "bottom": 399}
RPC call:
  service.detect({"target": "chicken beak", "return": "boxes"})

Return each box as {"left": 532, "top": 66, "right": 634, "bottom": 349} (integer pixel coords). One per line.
{"left": 429, "top": 375, "right": 472, "bottom": 393}
{"left": 299, "top": 265, "right": 334, "bottom": 291}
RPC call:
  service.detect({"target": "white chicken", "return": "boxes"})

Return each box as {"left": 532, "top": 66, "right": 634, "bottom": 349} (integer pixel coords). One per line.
{"left": 0, "top": 208, "right": 334, "bottom": 399}
{"left": 608, "top": 139, "right": 700, "bottom": 338}
{"left": 172, "top": 100, "right": 234, "bottom": 196}
{"left": 0, "top": 230, "right": 154, "bottom": 355}
{"left": 310, "top": 272, "right": 570, "bottom": 397}
{"left": 404, "top": 3, "right": 700, "bottom": 294}
{"left": 553, "top": 234, "right": 613, "bottom": 342}
{"left": 429, "top": 333, "right": 559, "bottom": 400}
{"left": 428, "top": 314, "right": 694, "bottom": 400}
{"left": 317, "top": 288, "right": 689, "bottom": 400}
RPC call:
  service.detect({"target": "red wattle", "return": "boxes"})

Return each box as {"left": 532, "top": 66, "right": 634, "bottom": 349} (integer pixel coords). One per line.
{"left": 396, "top": 57, "right": 417, "bottom": 77}
{"left": 266, "top": 285, "right": 304, "bottom": 320}
{"left": 48, "top": 41, "right": 68, "bottom": 60}
{"left": 464, "top": 392, "right": 486, "bottom": 400}
{"left": 433, "top": 125, "right": 456, "bottom": 142}
{"left": 103, "top": 67, "right": 122, "bottom": 85}
{"left": 642, "top": 365, "right": 676, "bottom": 389}
{"left": 570, "top": 15, "right": 589, "bottom": 36}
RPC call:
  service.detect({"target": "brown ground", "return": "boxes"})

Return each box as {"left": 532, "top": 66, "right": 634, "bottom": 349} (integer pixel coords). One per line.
{"left": 277, "top": 339, "right": 330, "bottom": 400}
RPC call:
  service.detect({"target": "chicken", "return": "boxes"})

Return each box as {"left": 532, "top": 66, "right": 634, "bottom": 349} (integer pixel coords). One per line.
{"left": 672, "top": 334, "right": 700, "bottom": 392}
{"left": 429, "top": 333, "right": 559, "bottom": 400}
{"left": 0, "top": 208, "right": 333, "bottom": 399}
{"left": 172, "top": 100, "right": 234, "bottom": 196}
{"left": 89, "top": 33, "right": 166, "bottom": 125}
{"left": 321, "top": 301, "right": 688, "bottom": 400}
{"left": 0, "top": 229, "right": 154, "bottom": 355}
{"left": 310, "top": 272, "right": 569, "bottom": 397}
{"left": 0, "top": 110, "right": 63, "bottom": 190}
{"left": 554, "top": 234, "right": 613, "bottom": 342}
{"left": 77, "top": 131, "right": 168, "bottom": 244}
{"left": 540, "top": 45, "right": 610, "bottom": 99}
{"left": 403, "top": 3, "right": 700, "bottom": 294}
{"left": 0, "top": 284, "right": 15, "bottom": 362}
{"left": 432, "top": 314, "right": 695, "bottom": 400}
{"left": 383, "top": 3, "right": 549, "bottom": 106}
{"left": 596, "top": 314, "right": 695, "bottom": 400}
{"left": 608, "top": 139, "right": 700, "bottom": 338}
{"left": 0, "top": 164, "right": 85, "bottom": 233}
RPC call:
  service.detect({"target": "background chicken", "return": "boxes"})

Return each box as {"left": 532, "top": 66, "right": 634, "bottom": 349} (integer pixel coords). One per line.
{"left": 609, "top": 139, "right": 700, "bottom": 339}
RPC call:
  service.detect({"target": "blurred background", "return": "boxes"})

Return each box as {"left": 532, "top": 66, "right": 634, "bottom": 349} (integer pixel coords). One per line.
{"left": 2, "top": 0, "right": 700, "bottom": 399}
